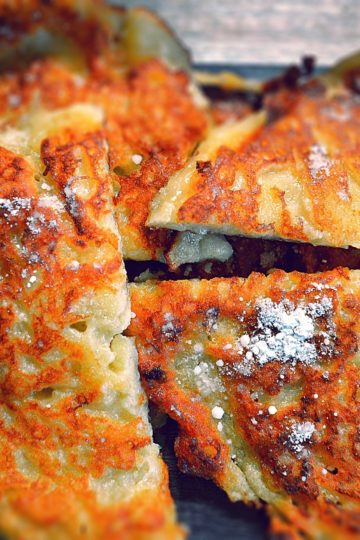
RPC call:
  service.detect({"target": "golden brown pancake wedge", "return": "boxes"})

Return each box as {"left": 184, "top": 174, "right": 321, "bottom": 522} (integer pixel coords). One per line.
{"left": 149, "top": 71, "right": 360, "bottom": 250}
{"left": 0, "top": 104, "right": 183, "bottom": 539}
{"left": 0, "top": 0, "right": 208, "bottom": 261}
{"left": 128, "top": 268, "right": 360, "bottom": 539}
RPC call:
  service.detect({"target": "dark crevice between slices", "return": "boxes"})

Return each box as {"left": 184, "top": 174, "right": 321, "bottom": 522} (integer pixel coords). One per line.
{"left": 125, "top": 237, "right": 360, "bottom": 283}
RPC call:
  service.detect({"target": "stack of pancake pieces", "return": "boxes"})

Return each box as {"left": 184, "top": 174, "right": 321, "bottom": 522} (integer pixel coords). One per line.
{"left": 0, "top": 2, "right": 359, "bottom": 539}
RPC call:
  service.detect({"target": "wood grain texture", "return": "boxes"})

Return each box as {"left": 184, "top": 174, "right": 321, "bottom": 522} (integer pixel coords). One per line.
{"left": 120, "top": 0, "right": 360, "bottom": 66}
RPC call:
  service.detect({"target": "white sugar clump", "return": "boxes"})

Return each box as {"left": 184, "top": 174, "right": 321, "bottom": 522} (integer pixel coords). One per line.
{"left": 68, "top": 261, "right": 80, "bottom": 271}
{"left": 204, "top": 307, "right": 219, "bottom": 332}
{"left": 26, "top": 275, "right": 37, "bottom": 288}
{"left": 235, "top": 296, "right": 335, "bottom": 375}
{"left": 131, "top": 154, "right": 143, "bottom": 165}
{"left": 212, "top": 406, "right": 224, "bottom": 420}
{"left": 0, "top": 197, "right": 31, "bottom": 217}
{"left": 26, "top": 211, "right": 57, "bottom": 235}
{"left": 239, "top": 334, "right": 250, "bottom": 347}
{"left": 38, "top": 195, "right": 65, "bottom": 213}
{"left": 287, "top": 421, "right": 315, "bottom": 455}
{"left": 161, "top": 313, "right": 179, "bottom": 340}
{"left": 256, "top": 298, "right": 317, "bottom": 364}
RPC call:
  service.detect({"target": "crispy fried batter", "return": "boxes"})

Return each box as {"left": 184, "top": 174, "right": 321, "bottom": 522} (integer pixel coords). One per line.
{"left": 0, "top": 104, "right": 183, "bottom": 539}
{"left": 0, "top": 0, "right": 208, "bottom": 260}
{"left": 128, "top": 269, "right": 360, "bottom": 539}
{"left": 149, "top": 78, "right": 360, "bottom": 250}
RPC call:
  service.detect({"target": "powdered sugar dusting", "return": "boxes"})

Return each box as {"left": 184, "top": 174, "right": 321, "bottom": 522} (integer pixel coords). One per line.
{"left": 235, "top": 296, "right": 335, "bottom": 376}
{"left": 0, "top": 197, "right": 31, "bottom": 217}
{"left": 308, "top": 144, "right": 332, "bottom": 180}
{"left": 161, "top": 313, "right": 182, "bottom": 341}
{"left": 0, "top": 192, "right": 64, "bottom": 242}
{"left": 203, "top": 307, "right": 219, "bottom": 332}
{"left": 38, "top": 195, "right": 65, "bottom": 213}
{"left": 286, "top": 421, "right": 316, "bottom": 456}
{"left": 26, "top": 212, "right": 57, "bottom": 235}
{"left": 194, "top": 361, "right": 225, "bottom": 396}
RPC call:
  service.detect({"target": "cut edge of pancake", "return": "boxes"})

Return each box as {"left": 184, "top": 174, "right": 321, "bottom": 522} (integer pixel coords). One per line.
{"left": 0, "top": 103, "right": 183, "bottom": 539}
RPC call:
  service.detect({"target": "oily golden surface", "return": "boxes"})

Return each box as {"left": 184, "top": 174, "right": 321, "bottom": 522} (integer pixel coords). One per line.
{"left": 0, "top": 104, "right": 183, "bottom": 539}
{"left": 149, "top": 81, "right": 360, "bottom": 249}
{"left": 0, "top": 0, "right": 208, "bottom": 261}
{"left": 129, "top": 269, "right": 360, "bottom": 539}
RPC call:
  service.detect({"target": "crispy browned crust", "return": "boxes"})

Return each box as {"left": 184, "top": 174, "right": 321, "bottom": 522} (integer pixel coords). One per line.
{"left": 0, "top": 106, "right": 183, "bottom": 538}
{"left": 128, "top": 269, "right": 360, "bottom": 538}
{"left": 150, "top": 81, "right": 360, "bottom": 250}
{"left": 0, "top": 0, "right": 208, "bottom": 261}
{"left": 111, "top": 61, "right": 207, "bottom": 260}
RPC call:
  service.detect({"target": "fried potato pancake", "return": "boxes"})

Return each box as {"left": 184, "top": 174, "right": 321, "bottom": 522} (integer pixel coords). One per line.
{"left": 0, "top": 103, "right": 183, "bottom": 539}
{"left": 128, "top": 268, "right": 360, "bottom": 539}
{"left": 149, "top": 77, "right": 360, "bottom": 250}
{"left": 0, "top": 0, "right": 208, "bottom": 261}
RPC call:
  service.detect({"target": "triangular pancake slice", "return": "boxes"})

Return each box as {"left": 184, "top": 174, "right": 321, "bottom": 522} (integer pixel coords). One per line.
{"left": 0, "top": 104, "right": 183, "bottom": 539}
{"left": 128, "top": 268, "right": 360, "bottom": 538}
{"left": 149, "top": 66, "right": 360, "bottom": 250}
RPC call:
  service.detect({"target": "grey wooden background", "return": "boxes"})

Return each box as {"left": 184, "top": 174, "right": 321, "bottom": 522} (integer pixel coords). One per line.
{"left": 121, "top": 0, "right": 360, "bottom": 66}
